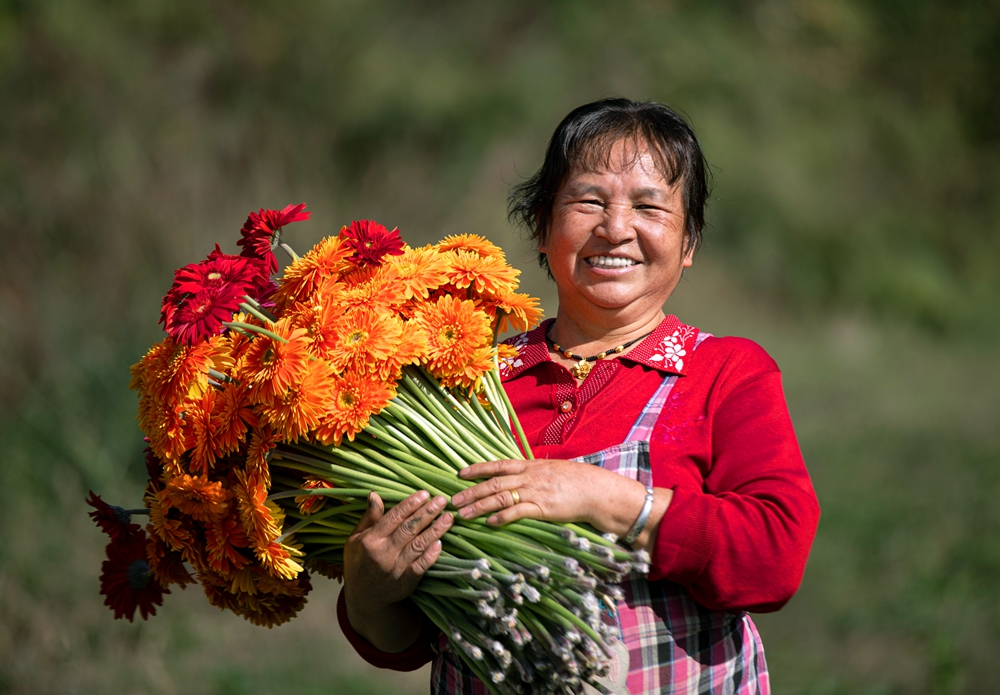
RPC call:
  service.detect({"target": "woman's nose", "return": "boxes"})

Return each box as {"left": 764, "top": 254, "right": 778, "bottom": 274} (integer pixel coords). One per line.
{"left": 596, "top": 204, "right": 636, "bottom": 243}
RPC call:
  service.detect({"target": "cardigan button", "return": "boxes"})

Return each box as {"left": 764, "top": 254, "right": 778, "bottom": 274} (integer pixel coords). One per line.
{"left": 559, "top": 400, "right": 573, "bottom": 413}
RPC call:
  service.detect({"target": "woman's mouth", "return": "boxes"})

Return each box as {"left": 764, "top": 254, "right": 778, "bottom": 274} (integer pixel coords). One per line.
{"left": 586, "top": 255, "right": 638, "bottom": 268}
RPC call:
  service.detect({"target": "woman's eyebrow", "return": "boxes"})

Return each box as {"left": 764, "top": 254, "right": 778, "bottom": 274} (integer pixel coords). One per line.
{"left": 560, "top": 182, "right": 606, "bottom": 198}
{"left": 631, "top": 187, "right": 671, "bottom": 201}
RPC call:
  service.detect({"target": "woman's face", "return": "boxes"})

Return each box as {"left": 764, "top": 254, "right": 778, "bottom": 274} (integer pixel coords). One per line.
{"left": 541, "top": 139, "right": 694, "bottom": 322}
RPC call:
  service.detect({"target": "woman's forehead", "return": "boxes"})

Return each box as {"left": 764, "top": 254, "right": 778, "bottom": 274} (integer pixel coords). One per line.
{"left": 568, "top": 136, "right": 680, "bottom": 185}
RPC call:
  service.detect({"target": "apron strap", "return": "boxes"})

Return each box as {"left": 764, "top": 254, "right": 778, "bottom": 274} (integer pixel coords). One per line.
{"left": 624, "top": 331, "right": 712, "bottom": 443}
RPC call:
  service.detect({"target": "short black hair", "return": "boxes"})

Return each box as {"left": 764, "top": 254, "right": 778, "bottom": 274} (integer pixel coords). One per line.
{"left": 508, "top": 98, "right": 711, "bottom": 272}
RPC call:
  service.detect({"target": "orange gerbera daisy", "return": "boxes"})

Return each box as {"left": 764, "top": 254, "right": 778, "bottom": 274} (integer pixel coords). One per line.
{"left": 491, "top": 289, "right": 544, "bottom": 334}
{"left": 234, "top": 469, "right": 282, "bottom": 551}
{"left": 447, "top": 251, "right": 520, "bottom": 298}
{"left": 144, "top": 399, "right": 190, "bottom": 465}
{"left": 341, "top": 264, "right": 407, "bottom": 312}
{"left": 204, "top": 512, "right": 252, "bottom": 575}
{"left": 245, "top": 425, "right": 278, "bottom": 490}
{"left": 256, "top": 539, "right": 305, "bottom": 581}
{"left": 146, "top": 485, "right": 192, "bottom": 552}
{"left": 376, "top": 319, "right": 428, "bottom": 382}
{"left": 165, "top": 474, "right": 231, "bottom": 523}
{"left": 326, "top": 308, "right": 402, "bottom": 376}
{"left": 131, "top": 336, "right": 221, "bottom": 408}
{"left": 239, "top": 318, "right": 312, "bottom": 403}
{"left": 211, "top": 381, "right": 257, "bottom": 457}
{"left": 387, "top": 244, "right": 451, "bottom": 300}
{"left": 437, "top": 345, "right": 496, "bottom": 389}
{"left": 145, "top": 532, "right": 195, "bottom": 589}
{"left": 414, "top": 294, "right": 494, "bottom": 379}
{"left": 273, "top": 235, "right": 351, "bottom": 308}
{"left": 437, "top": 233, "right": 506, "bottom": 260}
{"left": 257, "top": 359, "right": 334, "bottom": 442}
{"left": 295, "top": 478, "right": 335, "bottom": 515}
{"left": 185, "top": 390, "right": 219, "bottom": 477}
{"left": 315, "top": 372, "right": 395, "bottom": 446}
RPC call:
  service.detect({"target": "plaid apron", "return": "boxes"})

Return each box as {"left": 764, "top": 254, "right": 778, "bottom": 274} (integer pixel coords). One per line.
{"left": 432, "top": 337, "right": 770, "bottom": 694}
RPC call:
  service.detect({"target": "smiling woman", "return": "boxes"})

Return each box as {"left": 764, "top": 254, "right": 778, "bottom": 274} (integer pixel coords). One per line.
{"left": 337, "top": 98, "right": 820, "bottom": 695}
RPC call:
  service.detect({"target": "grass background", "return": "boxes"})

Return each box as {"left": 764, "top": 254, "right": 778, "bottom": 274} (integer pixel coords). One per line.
{"left": 1, "top": 1, "right": 998, "bottom": 693}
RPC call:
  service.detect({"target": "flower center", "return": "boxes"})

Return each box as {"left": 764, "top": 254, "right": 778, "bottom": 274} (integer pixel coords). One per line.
{"left": 439, "top": 325, "right": 458, "bottom": 344}
{"left": 347, "top": 330, "right": 367, "bottom": 345}
{"left": 207, "top": 272, "right": 222, "bottom": 281}
{"left": 126, "top": 559, "right": 152, "bottom": 590}
{"left": 339, "top": 389, "right": 357, "bottom": 408}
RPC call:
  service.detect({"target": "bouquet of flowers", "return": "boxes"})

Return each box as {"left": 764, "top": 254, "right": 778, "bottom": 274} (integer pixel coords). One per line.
{"left": 88, "top": 205, "right": 649, "bottom": 694}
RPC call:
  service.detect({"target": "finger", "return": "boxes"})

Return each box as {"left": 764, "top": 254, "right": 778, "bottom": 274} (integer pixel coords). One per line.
{"left": 373, "top": 490, "right": 430, "bottom": 536}
{"left": 457, "top": 459, "right": 527, "bottom": 481}
{"left": 452, "top": 472, "right": 523, "bottom": 507}
{"left": 350, "top": 491, "right": 384, "bottom": 535}
{"left": 398, "top": 511, "right": 453, "bottom": 568}
{"left": 388, "top": 495, "right": 448, "bottom": 548}
{"left": 487, "top": 502, "right": 541, "bottom": 527}
{"left": 407, "top": 539, "right": 444, "bottom": 579}
{"left": 457, "top": 486, "right": 524, "bottom": 520}
{"left": 452, "top": 473, "right": 524, "bottom": 511}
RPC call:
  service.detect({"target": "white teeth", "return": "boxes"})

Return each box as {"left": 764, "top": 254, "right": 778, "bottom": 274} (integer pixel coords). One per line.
{"left": 588, "top": 256, "right": 637, "bottom": 268}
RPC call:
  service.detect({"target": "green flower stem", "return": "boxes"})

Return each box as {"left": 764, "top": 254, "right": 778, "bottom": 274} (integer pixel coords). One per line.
{"left": 398, "top": 376, "right": 465, "bottom": 438}
{"left": 240, "top": 294, "right": 278, "bottom": 321}
{"left": 268, "top": 487, "right": 410, "bottom": 502}
{"left": 270, "top": 455, "right": 410, "bottom": 496}
{"left": 278, "top": 505, "right": 364, "bottom": 542}
{"left": 342, "top": 440, "right": 449, "bottom": 498}
{"left": 486, "top": 369, "right": 533, "bottom": 460}
{"left": 388, "top": 400, "right": 485, "bottom": 466}
{"left": 281, "top": 500, "right": 368, "bottom": 520}
{"left": 392, "top": 390, "right": 489, "bottom": 461}
{"left": 237, "top": 301, "right": 277, "bottom": 326}
{"left": 382, "top": 404, "right": 469, "bottom": 470}
{"left": 448, "top": 525, "right": 567, "bottom": 568}
{"left": 369, "top": 413, "right": 456, "bottom": 470}
{"left": 293, "top": 529, "right": 352, "bottom": 541}
{"left": 344, "top": 432, "right": 470, "bottom": 492}
{"left": 478, "top": 374, "right": 518, "bottom": 447}
{"left": 271, "top": 473, "right": 304, "bottom": 489}
{"left": 411, "top": 597, "right": 505, "bottom": 695}
{"left": 396, "top": 386, "right": 509, "bottom": 463}
{"left": 276, "top": 446, "right": 413, "bottom": 492}
{"left": 366, "top": 418, "right": 454, "bottom": 471}
{"left": 417, "top": 579, "right": 497, "bottom": 601}
{"left": 467, "top": 389, "right": 520, "bottom": 458}
{"left": 222, "top": 321, "right": 287, "bottom": 343}
{"left": 441, "top": 534, "right": 518, "bottom": 578}
{"left": 534, "top": 595, "right": 609, "bottom": 657}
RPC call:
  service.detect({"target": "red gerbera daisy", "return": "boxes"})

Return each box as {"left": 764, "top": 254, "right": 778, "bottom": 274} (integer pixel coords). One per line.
{"left": 173, "top": 246, "right": 265, "bottom": 296}
{"left": 237, "top": 203, "right": 311, "bottom": 274}
{"left": 99, "top": 531, "right": 168, "bottom": 622}
{"left": 86, "top": 492, "right": 145, "bottom": 545}
{"left": 162, "top": 283, "right": 244, "bottom": 345}
{"left": 160, "top": 246, "right": 272, "bottom": 346}
{"left": 340, "top": 220, "right": 405, "bottom": 267}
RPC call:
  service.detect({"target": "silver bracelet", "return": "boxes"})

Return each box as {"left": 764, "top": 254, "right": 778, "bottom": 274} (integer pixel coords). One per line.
{"left": 622, "top": 486, "right": 655, "bottom": 545}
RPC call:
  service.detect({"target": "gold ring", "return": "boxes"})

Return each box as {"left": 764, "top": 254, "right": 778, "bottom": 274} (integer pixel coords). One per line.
{"left": 510, "top": 489, "right": 521, "bottom": 506}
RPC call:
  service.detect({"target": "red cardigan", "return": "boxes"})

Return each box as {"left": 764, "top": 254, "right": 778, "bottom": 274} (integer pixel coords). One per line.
{"left": 337, "top": 315, "right": 820, "bottom": 670}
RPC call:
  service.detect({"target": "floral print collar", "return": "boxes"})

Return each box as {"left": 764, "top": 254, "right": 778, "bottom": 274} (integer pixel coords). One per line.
{"left": 498, "top": 315, "right": 701, "bottom": 381}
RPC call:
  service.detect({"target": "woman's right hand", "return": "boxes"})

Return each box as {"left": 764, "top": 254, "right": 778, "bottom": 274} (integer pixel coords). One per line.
{"left": 342, "top": 490, "right": 453, "bottom": 650}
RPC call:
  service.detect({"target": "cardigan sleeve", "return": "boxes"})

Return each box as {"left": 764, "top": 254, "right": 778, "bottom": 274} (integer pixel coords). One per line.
{"left": 647, "top": 340, "right": 820, "bottom": 613}
{"left": 336, "top": 591, "right": 439, "bottom": 671}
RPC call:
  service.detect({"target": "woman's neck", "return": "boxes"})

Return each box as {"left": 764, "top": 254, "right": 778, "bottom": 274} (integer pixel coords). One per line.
{"left": 548, "top": 308, "right": 666, "bottom": 357}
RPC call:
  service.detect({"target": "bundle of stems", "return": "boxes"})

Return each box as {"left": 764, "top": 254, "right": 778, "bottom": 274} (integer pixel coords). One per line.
{"left": 266, "top": 364, "right": 649, "bottom": 694}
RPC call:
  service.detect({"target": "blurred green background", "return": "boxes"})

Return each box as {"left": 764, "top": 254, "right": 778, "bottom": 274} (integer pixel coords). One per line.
{"left": 1, "top": 1, "right": 998, "bottom": 693}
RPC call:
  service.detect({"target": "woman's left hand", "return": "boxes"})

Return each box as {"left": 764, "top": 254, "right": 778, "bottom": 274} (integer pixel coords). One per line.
{"left": 452, "top": 458, "right": 639, "bottom": 528}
